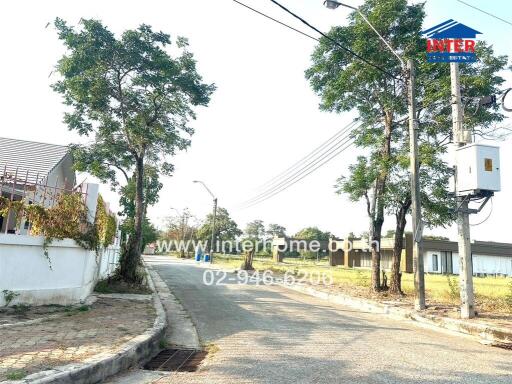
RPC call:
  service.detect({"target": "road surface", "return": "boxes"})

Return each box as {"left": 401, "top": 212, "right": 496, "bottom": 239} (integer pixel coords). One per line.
{"left": 146, "top": 256, "right": 510, "bottom": 384}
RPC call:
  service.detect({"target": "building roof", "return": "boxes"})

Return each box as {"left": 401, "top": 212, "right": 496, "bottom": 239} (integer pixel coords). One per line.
{"left": 422, "top": 19, "right": 482, "bottom": 39}
{"left": 0, "top": 137, "right": 71, "bottom": 184}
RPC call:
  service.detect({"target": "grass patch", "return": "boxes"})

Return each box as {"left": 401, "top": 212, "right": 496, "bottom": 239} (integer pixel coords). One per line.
{"left": 6, "top": 370, "right": 27, "bottom": 380}
{"left": 159, "top": 339, "right": 168, "bottom": 349}
{"left": 204, "top": 343, "right": 220, "bottom": 356}
{"left": 94, "top": 278, "right": 151, "bottom": 295}
{"left": 207, "top": 253, "right": 512, "bottom": 313}
{"left": 12, "top": 304, "right": 31, "bottom": 315}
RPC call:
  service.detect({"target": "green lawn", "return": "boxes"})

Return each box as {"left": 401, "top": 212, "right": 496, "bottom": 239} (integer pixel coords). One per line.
{"left": 195, "top": 253, "right": 512, "bottom": 313}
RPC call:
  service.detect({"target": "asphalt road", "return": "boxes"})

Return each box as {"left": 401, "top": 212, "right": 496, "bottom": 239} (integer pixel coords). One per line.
{"left": 148, "top": 256, "right": 511, "bottom": 384}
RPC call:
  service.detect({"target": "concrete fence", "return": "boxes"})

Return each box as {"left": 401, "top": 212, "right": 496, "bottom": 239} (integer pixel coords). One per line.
{"left": 0, "top": 233, "right": 120, "bottom": 306}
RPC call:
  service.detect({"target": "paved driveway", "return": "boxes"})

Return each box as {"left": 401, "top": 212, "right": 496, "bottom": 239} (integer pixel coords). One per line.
{"left": 148, "top": 256, "right": 511, "bottom": 384}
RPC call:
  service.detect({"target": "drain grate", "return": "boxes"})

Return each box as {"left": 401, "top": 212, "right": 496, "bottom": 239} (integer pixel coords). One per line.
{"left": 491, "top": 343, "right": 512, "bottom": 351}
{"left": 144, "top": 348, "right": 208, "bottom": 372}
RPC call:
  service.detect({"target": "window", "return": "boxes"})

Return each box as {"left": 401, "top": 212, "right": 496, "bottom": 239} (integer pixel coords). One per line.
{"left": 432, "top": 254, "right": 439, "bottom": 272}
{"left": 440, "top": 251, "right": 453, "bottom": 274}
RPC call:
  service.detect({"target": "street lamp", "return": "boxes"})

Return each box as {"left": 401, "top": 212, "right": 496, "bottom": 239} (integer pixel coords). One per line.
{"left": 323, "top": 1, "right": 425, "bottom": 310}
{"left": 193, "top": 180, "right": 218, "bottom": 262}
{"left": 323, "top": 1, "right": 404, "bottom": 66}
{"left": 324, "top": 0, "right": 342, "bottom": 10}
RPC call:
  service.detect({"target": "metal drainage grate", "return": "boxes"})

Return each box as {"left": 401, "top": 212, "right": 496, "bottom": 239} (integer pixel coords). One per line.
{"left": 491, "top": 343, "right": 512, "bottom": 351}
{"left": 144, "top": 348, "right": 208, "bottom": 372}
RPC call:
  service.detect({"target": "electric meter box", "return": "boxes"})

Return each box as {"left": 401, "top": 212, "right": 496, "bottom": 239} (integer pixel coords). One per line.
{"left": 456, "top": 143, "right": 500, "bottom": 196}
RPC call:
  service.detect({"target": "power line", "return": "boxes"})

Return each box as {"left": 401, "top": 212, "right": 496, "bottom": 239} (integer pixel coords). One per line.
{"left": 255, "top": 120, "right": 358, "bottom": 192}
{"left": 470, "top": 197, "right": 493, "bottom": 226}
{"left": 456, "top": 0, "right": 512, "bottom": 27}
{"left": 240, "top": 123, "right": 358, "bottom": 208}
{"left": 232, "top": 0, "right": 320, "bottom": 42}
{"left": 269, "top": 0, "right": 400, "bottom": 80}
{"left": 241, "top": 129, "right": 355, "bottom": 207}
{"left": 241, "top": 138, "right": 355, "bottom": 208}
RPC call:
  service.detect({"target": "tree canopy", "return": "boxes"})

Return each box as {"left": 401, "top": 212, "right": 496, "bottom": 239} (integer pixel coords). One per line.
{"left": 266, "top": 223, "right": 287, "bottom": 238}
{"left": 197, "top": 207, "right": 242, "bottom": 243}
{"left": 53, "top": 18, "right": 215, "bottom": 282}
{"left": 306, "top": 0, "right": 508, "bottom": 291}
{"left": 294, "top": 227, "right": 331, "bottom": 242}
{"left": 244, "top": 220, "right": 265, "bottom": 240}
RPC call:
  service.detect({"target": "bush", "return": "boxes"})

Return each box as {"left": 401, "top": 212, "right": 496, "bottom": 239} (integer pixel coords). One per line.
{"left": 446, "top": 275, "right": 460, "bottom": 302}
{"left": 1, "top": 193, "right": 117, "bottom": 261}
{"left": 506, "top": 280, "right": 512, "bottom": 310}
{"left": 95, "top": 195, "right": 117, "bottom": 248}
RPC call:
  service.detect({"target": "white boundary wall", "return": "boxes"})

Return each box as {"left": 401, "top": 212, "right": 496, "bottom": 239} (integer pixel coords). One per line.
{"left": 0, "top": 233, "right": 120, "bottom": 306}
{"left": 423, "top": 250, "right": 512, "bottom": 276}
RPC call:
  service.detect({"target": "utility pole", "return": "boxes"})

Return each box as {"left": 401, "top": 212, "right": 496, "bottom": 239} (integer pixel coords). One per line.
{"left": 193, "top": 180, "right": 218, "bottom": 263}
{"left": 407, "top": 59, "right": 426, "bottom": 310}
{"left": 450, "top": 62, "right": 475, "bottom": 319}
{"left": 210, "top": 197, "right": 218, "bottom": 262}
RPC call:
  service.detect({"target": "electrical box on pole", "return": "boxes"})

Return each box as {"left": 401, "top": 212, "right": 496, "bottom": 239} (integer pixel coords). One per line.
{"left": 456, "top": 144, "right": 501, "bottom": 196}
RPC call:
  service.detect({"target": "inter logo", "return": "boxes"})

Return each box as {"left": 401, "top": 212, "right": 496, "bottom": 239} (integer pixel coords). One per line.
{"left": 422, "top": 19, "right": 481, "bottom": 63}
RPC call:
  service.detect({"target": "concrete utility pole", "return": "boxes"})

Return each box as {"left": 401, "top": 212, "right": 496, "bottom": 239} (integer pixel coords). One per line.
{"left": 210, "top": 197, "right": 218, "bottom": 261}
{"left": 193, "top": 180, "right": 218, "bottom": 263}
{"left": 407, "top": 59, "right": 426, "bottom": 310}
{"left": 450, "top": 62, "right": 475, "bottom": 319}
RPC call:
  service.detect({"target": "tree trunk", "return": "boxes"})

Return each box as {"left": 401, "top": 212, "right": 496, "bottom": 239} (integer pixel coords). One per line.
{"left": 389, "top": 198, "right": 411, "bottom": 294}
{"left": 120, "top": 156, "right": 145, "bottom": 283}
{"left": 368, "top": 111, "right": 393, "bottom": 292}
{"left": 241, "top": 249, "right": 255, "bottom": 271}
{"left": 370, "top": 216, "right": 383, "bottom": 291}
{"left": 368, "top": 111, "right": 394, "bottom": 292}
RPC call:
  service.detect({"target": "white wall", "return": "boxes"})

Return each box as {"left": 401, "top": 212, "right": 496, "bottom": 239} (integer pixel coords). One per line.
{"left": 424, "top": 250, "right": 511, "bottom": 276}
{"left": 423, "top": 251, "right": 436, "bottom": 273}
{"left": 0, "top": 233, "right": 119, "bottom": 306}
{"left": 452, "top": 252, "right": 460, "bottom": 275}
{"left": 473, "top": 254, "right": 512, "bottom": 276}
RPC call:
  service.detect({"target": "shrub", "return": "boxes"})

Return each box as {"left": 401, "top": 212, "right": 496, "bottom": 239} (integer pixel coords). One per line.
{"left": 506, "top": 280, "right": 512, "bottom": 310}
{"left": 2, "top": 192, "right": 116, "bottom": 258}
{"left": 446, "top": 275, "right": 460, "bottom": 302}
{"left": 95, "top": 194, "right": 117, "bottom": 248}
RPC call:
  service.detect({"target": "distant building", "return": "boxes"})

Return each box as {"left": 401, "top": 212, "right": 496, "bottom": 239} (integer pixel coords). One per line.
{"left": 144, "top": 243, "right": 156, "bottom": 255}
{"left": 272, "top": 234, "right": 512, "bottom": 277}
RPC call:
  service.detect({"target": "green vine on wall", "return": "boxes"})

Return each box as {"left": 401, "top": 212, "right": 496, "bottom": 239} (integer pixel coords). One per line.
{"left": 0, "top": 193, "right": 117, "bottom": 260}
{"left": 95, "top": 194, "right": 117, "bottom": 249}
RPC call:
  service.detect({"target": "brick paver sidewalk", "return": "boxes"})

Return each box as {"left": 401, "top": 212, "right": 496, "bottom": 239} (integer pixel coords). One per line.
{"left": 0, "top": 296, "right": 155, "bottom": 382}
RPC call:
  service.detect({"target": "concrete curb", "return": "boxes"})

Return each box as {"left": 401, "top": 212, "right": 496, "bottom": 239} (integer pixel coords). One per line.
{"left": 280, "top": 281, "right": 512, "bottom": 345}
{"left": 145, "top": 263, "right": 201, "bottom": 349}
{"left": 6, "top": 267, "right": 167, "bottom": 384}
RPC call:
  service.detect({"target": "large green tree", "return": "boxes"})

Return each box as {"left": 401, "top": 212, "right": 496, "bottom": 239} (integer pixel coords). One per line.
{"left": 306, "top": 0, "right": 420, "bottom": 291}
{"left": 244, "top": 220, "right": 265, "bottom": 241}
{"left": 266, "top": 223, "right": 287, "bottom": 238}
{"left": 53, "top": 19, "right": 215, "bottom": 282}
{"left": 197, "top": 207, "right": 242, "bottom": 246}
{"left": 383, "top": 139, "right": 454, "bottom": 293}
{"left": 307, "top": 0, "right": 507, "bottom": 293}
{"left": 294, "top": 227, "right": 331, "bottom": 241}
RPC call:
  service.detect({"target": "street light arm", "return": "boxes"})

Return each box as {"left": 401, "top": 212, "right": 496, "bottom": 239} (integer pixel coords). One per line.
{"left": 193, "top": 180, "right": 216, "bottom": 200}
{"left": 324, "top": 1, "right": 405, "bottom": 67}
{"left": 354, "top": 11, "right": 405, "bottom": 67}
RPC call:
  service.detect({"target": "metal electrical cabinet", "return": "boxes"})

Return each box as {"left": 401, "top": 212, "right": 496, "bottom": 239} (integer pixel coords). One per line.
{"left": 456, "top": 143, "right": 501, "bottom": 196}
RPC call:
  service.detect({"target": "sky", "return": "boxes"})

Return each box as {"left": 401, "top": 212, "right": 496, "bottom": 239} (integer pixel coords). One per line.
{"left": 1, "top": 0, "right": 511, "bottom": 241}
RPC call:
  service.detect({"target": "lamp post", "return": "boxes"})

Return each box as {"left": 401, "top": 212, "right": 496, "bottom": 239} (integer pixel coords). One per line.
{"left": 193, "top": 180, "right": 217, "bottom": 262}
{"left": 323, "top": 0, "right": 425, "bottom": 309}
